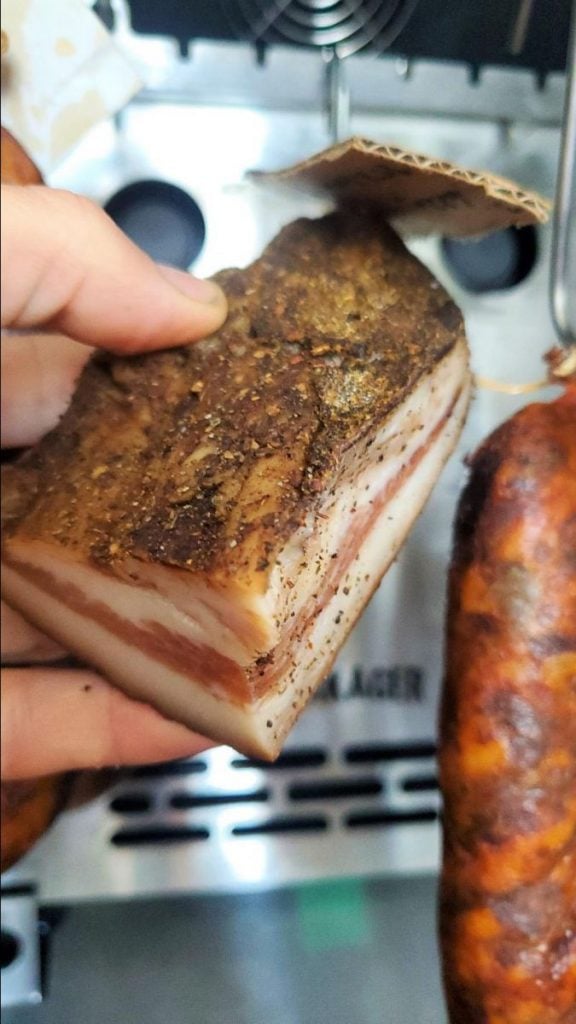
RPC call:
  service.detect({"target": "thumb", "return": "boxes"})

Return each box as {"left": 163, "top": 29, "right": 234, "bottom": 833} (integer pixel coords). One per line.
{"left": 1, "top": 185, "right": 227, "bottom": 353}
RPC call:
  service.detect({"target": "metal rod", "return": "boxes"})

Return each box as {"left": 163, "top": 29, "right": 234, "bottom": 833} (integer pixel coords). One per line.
{"left": 550, "top": 0, "right": 576, "bottom": 348}
{"left": 508, "top": 0, "right": 536, "bottom": 56}
{"left": 323, "top": 48, "right": 351, "bottom": 142}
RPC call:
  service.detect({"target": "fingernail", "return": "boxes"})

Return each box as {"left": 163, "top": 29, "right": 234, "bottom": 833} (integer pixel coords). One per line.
{"left": 158, "top": 265, "right": 226, "bottom": 308}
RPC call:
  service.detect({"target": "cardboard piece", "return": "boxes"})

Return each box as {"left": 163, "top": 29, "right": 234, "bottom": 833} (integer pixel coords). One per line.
{"left": 1, "top": 0, "right": 141, "bottom": 175}
{"left": 251, "top": 136, "right": 550, "bottom": 237}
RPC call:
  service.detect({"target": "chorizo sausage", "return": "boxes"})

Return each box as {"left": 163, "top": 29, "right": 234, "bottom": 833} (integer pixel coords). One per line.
{"left": 1, "top": 770, "right": 116, "bottom": 872}
{"left": 1, "top": 775, "right": 73, "bottom": 872}
{"left": 439, "top": 381, "right": 576, "bottom": 1023}
{"left": 1, "top": 126, "right": 42, "bottom": 185}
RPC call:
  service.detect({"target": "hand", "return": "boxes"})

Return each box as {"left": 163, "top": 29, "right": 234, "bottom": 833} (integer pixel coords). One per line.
{"left": 1, "top": 184, "right": 227, "bottom": 780}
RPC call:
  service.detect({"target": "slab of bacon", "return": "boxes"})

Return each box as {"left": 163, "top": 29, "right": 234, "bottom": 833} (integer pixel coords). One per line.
{"left": 2, "top": 210, "right": 471, "bottom": 758}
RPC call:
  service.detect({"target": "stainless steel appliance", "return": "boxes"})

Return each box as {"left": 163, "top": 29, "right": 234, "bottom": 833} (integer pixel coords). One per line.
{"left": 2, "top": 1, "right": 572, "bottom": 1018}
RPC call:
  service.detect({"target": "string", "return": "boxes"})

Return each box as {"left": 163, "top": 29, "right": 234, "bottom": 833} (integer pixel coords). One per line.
{"left": 474, "top": 344, "right": 576, "bottom": 394}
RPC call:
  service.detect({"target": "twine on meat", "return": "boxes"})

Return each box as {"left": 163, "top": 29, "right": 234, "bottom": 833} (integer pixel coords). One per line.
{"left": 475, "top": 344, "right": 576, "bottom": 394}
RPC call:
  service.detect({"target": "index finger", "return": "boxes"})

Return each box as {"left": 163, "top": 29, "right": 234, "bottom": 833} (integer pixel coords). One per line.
{"left": 1, "top": 185, "right": 227, "bottom": 353}
{"left": 1, "top": 666, "right": 213, "bottom": 779}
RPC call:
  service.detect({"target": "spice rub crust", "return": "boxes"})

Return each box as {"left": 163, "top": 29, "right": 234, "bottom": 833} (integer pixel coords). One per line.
{"left": 3, "top": 210, "right": 466, "bottom": 584}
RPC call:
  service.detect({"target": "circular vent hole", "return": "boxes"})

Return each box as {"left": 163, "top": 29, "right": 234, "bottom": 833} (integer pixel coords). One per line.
{"left": 441, "top": 225, "right": 538, "bottom": 294}
{"left": 0, "top": 929, "right": 22, "bottom": 970}
{"left": 104, "top": 180, "right": 206, "bottom": 270}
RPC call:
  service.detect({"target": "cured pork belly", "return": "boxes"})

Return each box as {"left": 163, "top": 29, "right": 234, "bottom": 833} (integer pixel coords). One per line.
{"left": 2, "top": 211, "right": 471, "bottom": 759}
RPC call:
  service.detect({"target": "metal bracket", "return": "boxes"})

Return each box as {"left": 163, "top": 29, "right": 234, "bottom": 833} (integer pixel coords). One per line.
{"left": 550, "top": 0, "right": 576, "bottom": 348}
{"left": 1, "top": 887, "right": 42, "bottom": 1008}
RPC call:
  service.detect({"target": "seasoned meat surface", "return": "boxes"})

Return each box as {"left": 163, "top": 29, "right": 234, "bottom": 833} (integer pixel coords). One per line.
{"left": 4, "top": 211, "right": 463, "bottom": 582}
{"left": 3, "top": 210, "right": 470, "bottom": 758}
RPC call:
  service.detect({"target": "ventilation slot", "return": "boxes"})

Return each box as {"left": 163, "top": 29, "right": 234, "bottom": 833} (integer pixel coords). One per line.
{"left": 345, "top": 809, "right": 438, "bottom": 828}
{"left": 109, "top": 793, "right": 153, "bottom": 814}
{"left": 111, "top": 825, "right": 209, "bottom": 846}
{"left": 0, "top": 930, "right": 22, "bottom": 970}
{"left": 402, "top": 775, "right": 439, "bottom": 793}
{"left": 288, "top": 777, "right": 382, "bottom": 801}
{"left": 128, "top": 758, "right": 207, "bottom": 778}
{"left": 345, "top": 742, "right": 436, "bottom": 763}
{"left": 232, "top": 747, "right": 327, "bottom": 770}
{"left": 170, "top": 789, "right": 269, "bottom": 809}
{"left": 232, "top": 816, "right": 328, "bottom": 836}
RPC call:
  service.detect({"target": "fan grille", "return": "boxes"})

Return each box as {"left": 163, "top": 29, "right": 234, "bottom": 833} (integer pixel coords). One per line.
{"left": 221, "top": 0, "right": 421, "bottom": 58}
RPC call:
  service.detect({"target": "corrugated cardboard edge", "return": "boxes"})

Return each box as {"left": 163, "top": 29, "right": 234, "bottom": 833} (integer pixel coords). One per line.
{"left": 250, "top": 137, "right": 551, "bottom": 237}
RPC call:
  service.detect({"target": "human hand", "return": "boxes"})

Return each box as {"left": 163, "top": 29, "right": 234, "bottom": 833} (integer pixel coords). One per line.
{"left": 1, "top": 184, "right": 227, "bottom": 780}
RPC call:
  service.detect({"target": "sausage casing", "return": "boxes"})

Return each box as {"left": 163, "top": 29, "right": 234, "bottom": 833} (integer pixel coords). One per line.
{"left": 439, "top": 385, "right": 576, "bottom": 1023}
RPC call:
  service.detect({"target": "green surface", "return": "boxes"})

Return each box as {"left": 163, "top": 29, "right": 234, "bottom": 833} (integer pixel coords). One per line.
{"left": 295, "top": 879, "right": 371, "bottom": 952}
